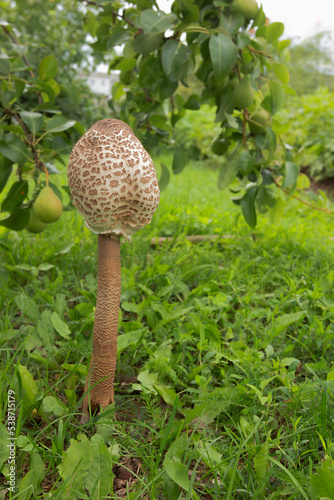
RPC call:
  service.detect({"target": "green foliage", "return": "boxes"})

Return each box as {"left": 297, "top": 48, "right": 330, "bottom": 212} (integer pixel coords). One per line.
{"left": 84, "top": 0, "right": 302, "bottom": 227}
{"left": 1, "top": 164, "right": 334, "bottom": 497}
{"left": 279, "top": 88, "right": 334, "bottom": 181}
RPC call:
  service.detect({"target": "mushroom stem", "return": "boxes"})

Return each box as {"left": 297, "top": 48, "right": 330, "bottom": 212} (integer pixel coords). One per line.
{"left": 81, "top": 233, "right": 121, "bottom": 424}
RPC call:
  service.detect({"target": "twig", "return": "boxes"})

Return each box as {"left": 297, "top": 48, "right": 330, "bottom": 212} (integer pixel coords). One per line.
{"left": 248, "top": 46, "right": 273, "bottom": 58}
{"left": 79, "top": 0, "right": 136, "bottom": 27}
{"left": 1, "top": 25, "right": 42, "bottom": 104}
{"left": 274, "top": 178, "right": 333, "bottom": 214}
{"left": 7, "top": 110, "right": 48, "bottom": 183}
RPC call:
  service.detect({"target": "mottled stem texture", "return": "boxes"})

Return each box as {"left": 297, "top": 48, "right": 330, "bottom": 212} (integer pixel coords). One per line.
{"left": 81, "top": 234, "right": 121, "bottom": 423}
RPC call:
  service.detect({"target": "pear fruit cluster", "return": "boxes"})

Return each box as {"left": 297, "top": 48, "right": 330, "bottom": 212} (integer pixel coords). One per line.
{"left": 26, "top": 186, "right": 63, "bottom": 234}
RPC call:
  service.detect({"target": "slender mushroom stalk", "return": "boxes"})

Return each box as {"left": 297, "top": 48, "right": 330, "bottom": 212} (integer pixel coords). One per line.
{"left": 67, "top": 119, "right": 160, "bottom": 423}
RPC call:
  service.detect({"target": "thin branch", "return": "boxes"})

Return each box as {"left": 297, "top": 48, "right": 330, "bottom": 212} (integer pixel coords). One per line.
{"left": 274, "top": 178, "right": 333, "bottom": 214}
{"left": 79, "top": 0, "right": 136, "bottom": 27}
{"left": 7, "top": 109, "right": 49, "bottom": 184}
{"left": 248, "top": 46, "right": 273, "bottom": 58}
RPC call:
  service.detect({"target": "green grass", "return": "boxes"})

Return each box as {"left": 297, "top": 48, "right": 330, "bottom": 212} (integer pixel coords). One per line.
{"left": 1, "top": 161, "right": 334, "bottom": 499}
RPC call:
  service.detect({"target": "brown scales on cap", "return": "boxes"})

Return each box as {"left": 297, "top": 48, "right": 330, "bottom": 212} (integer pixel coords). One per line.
{"left": 67, "top": 119, "right": 160, "bottom": 423}
{"left": 68, "top": 119, "right": 160, "bottom": 240}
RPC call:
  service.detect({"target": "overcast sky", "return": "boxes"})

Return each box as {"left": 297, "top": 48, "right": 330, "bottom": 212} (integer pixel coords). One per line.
{"left": 157, "top": 0, "right": 334, "bottom": 41}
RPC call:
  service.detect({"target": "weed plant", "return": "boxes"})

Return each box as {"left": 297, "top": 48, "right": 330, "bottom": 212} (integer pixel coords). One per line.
{"left": 1, "top": 162, "right": 334, "bottom": 499}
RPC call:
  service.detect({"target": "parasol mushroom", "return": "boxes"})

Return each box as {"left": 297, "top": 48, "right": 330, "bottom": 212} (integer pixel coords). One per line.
{"left": 67, "top": 119, "right": 160, "bottom": 423}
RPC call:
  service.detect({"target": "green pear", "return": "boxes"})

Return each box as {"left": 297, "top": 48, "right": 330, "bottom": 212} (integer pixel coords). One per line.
{"left": 249, "top": 107, "right": 272, "bottom": 134}
{"left": 232, "top": 0, "right": 259, "bottom": 20}
{"left": 25, "top": 208, "right": 47, "bottom": 233}
{"left": 211, "top": 134, "right": 230, "bottom": 156}
{"left": 33, "top": 186, "right": 63, "bottom": 223}
{"left": 232, "top": 76, "right": 255, "bottom": 109}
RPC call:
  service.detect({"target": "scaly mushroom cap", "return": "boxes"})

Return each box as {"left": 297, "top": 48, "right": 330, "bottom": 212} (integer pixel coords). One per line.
{"left": 67, "top": 119, "right": 160, "bottom": 240}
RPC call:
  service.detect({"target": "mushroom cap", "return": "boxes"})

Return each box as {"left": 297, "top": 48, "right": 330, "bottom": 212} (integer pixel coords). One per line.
{"left": 67, "top": 119, "right": 160, "bottom": 240}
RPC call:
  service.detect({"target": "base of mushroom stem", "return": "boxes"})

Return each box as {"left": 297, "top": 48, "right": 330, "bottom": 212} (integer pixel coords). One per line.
{"left": 80, "top": 356, "right": 116, "bottom": 423}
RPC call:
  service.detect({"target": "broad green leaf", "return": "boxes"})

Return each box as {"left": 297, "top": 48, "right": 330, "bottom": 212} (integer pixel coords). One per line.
{"left": 158, "top": 162, "right": 170, "bottom": 191}
{"left": 0, "top": 58, "right": 10, "bottom": 75}
{"left": 164, "top": 460, "right": 190, "bottom": 492}
{"left": 282, "top": 161, "right": 299, "bottom": 188}
{"left": 37, "top": 310, "right": 55, "bottom": 351}
{"left": 1, "top": 180, "right": 28, "bottom": 213}
{"left": 273, "top": 62, "right": 289, "bottom": 84}
{"left": 297, "top": 173, "right": 311, "bottom": 190}
{"left": 0, "top": 134, "right": 33, "bottom": 163}
{"left": 254, "top": 443, "right": 269, "bottom": 481}
{"left": 15, "top": 293, "right": 40, "bottom": 322}
{"left": 38, "top": 55, "right": 58, "bottom": 81}
{"left": 241, "top": 186, "right": 258, "bottom": 228}
{"left": 20, "top": 111, "right": 44, "bottom": 135}
{"left": 265, "top": 22, "right": 284, "bottom": 43}
{"left": 174, "top": 0, "right": 199, "bottom": 23}
{"left": 18, "top": 450, "right": 46, "bottom": 500}
{"left": 85, "top": 435, "right": 113, "bottom": 499}
{"left": 43, "top": 396, "right": 66, "bottom": 416}
{"left": 46, "top": 115, "right": 76, "bottom": 133}
{"left": 217, "top": 151, "right": 241, "bottom": 190}
{"left": 18, "top": 364, "right": 38, "bottom": 403}
{"left": 0, "top": 207, "right": 30, "bottom": 230}
{"left": 310, "top": 469, "right": 334, "bottom": 500}
{"left": 269, "top": 81, "right": 285, "bottom": 114}
{"left": 0, "top": 163, "right": 12, "bottom": 193}
{"left": 58, "top": 433, "right": 92, "bottom": 495}
{"left": 138, "top": 55, "right": 162, "bottom": 87}
{"left": 15, "top": 78, "right": 26, "bottom": 99}
{"left": 273, "top": 311, "right": 306, "bottom": 336}
{"left": 209, "top": 33, "right": 238, "bottom": 86}
{"left": 270, "top": 196, "right": 285, "bottom": 225}
{"left": 162, "top": 40, "right": 193, "bottom": 81}
{"left": 172, "top": 147, "right": 188, "bottom": 175}
{"left": 133, "top": 32, "right": 162, "bottom": 55}
{"left": 154, "top": 384, "right": 178, "bottom": 406}
{"left": 117, "top": 330, "right": 143, "bottom": 353}
{"left": 140, "top": 9, "right": 177, "bottom": 34}
{"left": 51, "top": 312, "right": 71, "bottom": 339}
{"left": 0, "top": 424, "right": 10, "bottom": 470}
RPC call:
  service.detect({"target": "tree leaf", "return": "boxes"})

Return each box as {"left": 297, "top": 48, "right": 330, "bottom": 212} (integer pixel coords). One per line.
{"left": 158, "top": 162, "right": 170, "bottom": 191}
{"left": 1, "top": 180, "right": 28, "bottom": 213}
{"left": 217, "top": 151, "right": 241, "bottom": 190}
{"left": 282, "top": 161, "right": 299, "bottom": 188}
{"left": 269, "top": 81, "right": 285, "bottom": 114}
{"left": 46, "top": 115, "right": 76, "bottom": 133}
{"left": 270, "top": 196, "right": 285, "bottom": 225}
{"left": 265, "top": 22, "right": 284, "bottom": 43}
{"left": 172, "top": 147, "right": 188, "bottom": 175}
{"left": 241, "top": 186, "right": 258, "bottom": 228}
{"left": 273, "top": 62, "right": 289, "bottom": 84}
{"left": 133, "top": 32, "right": 162, "bottom": 55}
{"left": 51, "top": 312, "right": 71, "bottom": 339}
{"left": 38, "top": 55, "right": 58, "bottom": 81}
{"left": 140, "top": 9, "right": 177, "bottom": 34}
{"left": 0, "top": 134, "right": 33, "bottom": 163}
{"left": 20, "top": 111, "right": 44, "bottom": 135}
{"left": 162, "top": 40, "right": 193, "bottom": 81}
{"left": 209, "top": 33, "right": 238, "bottom": 86}
{"left": 0, "top": 207, "right": 30, "bottom": 230}
{"left": 164, "top": 460, "right": 190, "bottom": 492}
